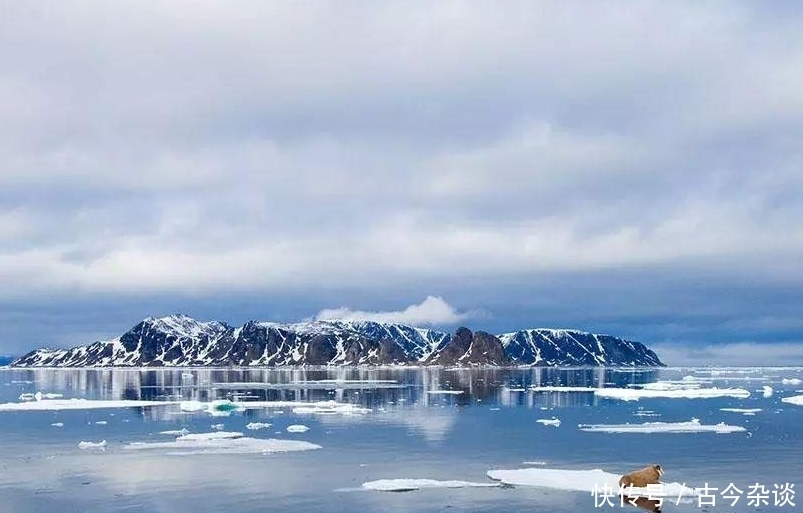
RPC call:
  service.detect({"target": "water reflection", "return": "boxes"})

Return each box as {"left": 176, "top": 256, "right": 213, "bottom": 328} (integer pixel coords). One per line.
{"left": 5, "top": 367, "right": 659, "bottom": 415}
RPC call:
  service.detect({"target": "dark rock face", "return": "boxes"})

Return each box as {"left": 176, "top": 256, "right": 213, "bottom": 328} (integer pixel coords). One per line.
{"left": 426, "top": 328, "right": 510, "bottom": 366}
{"left": 11, "top": 314, "right": 664, "bottom": 367}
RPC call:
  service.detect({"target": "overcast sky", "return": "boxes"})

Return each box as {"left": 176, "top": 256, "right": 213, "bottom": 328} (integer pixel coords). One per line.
{"left": 2, "top": 1, "right": 803, "bottom": 364}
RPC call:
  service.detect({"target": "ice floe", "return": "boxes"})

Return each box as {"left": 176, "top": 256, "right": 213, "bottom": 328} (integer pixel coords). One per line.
{"left": 51, "top": 422, "right": 64, "bottom": 427}
{"left": 486, "top": 468, "right": 699, "bottom": 498}
{"left": 720, "top": 408, "right": 761, "bottom": 415}
{"left": 0, "top": 398, "right": 177, "bottom": 411}
{"left": 361, "top": 479, "right": 499, "bottom": 492}
{"left": 176, "top": 431, "right": 243, "bottom": 441}
{"left": 522, "top": 461, "right": 547, "bottom": 466}
{"left": 210, "top": 423, "right": 225, "bottom": 430}
{"left": 578, "top": 418, "right": 746, "bottom": 434}
{"left": 426, "top": 390, "right": 464, "bottom": 395}
{"left": 246, "top": 422, "right": 272, "bottom": 430}
{"left": 95, "top": 421, "right": 107, "bottom": 425}
{"left": 78, "top": 440, "right": 107, "bottom": 450}
{"left": 782, "top": 378, "right": 802, "bottom": 385}
{"left": 594, "top": 387, "right": 750, "bottom": 401}
{"left": 530, "top": 386, "right": 598, "bottom": 392}
{"left": 536, "top": 418, "right": 561, "bottom": 427}
{"left": 182, "top": 399, "right": 370, "bottom": 417}
{"left": 762, "top": 386, "right": 774, "bottom": 398}
{"left": 286, "top": 424, "right": 310, "bottom": 433}
{"left": 124, "top": 437, "right": 321, "bottom": 455}
{"left": 291, "top": 402, "right": 370, "bottom": 415}
{"left": 159, "top": 429, "right": 190, "bottom": 436}
{"left": 781, "top": 395, "right": 803, "bottom": 406}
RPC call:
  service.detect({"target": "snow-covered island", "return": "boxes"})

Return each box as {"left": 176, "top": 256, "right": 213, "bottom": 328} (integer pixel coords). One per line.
{"left": 11, "top": 314, "right": 663, "bottom": 368}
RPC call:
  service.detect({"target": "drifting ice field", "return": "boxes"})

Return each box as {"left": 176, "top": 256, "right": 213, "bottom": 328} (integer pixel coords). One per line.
{"left": 0, "top": 366, "right": 802, "bottom": 513}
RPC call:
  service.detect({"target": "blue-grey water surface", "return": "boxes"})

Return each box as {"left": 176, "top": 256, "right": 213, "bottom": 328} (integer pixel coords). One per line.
{"left": 0, "top": 367, "right": 801, "bottom": 512}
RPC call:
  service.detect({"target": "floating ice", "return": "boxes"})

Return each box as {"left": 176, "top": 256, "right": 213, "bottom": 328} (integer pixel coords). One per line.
{"left": 781, "top": 395, "right": 803, "bottom": 406}
{"left": 176, "top": 431, "right": 243, "bottom": 441}
{"left": 720, "top": 408, "right": 761, "bottom": 414}
{"left": 426, "top": 390, "right": 463, "bottom": 395}
{"left": 0, "top": 399, "right": 177, "bottom": 411}
{"left": 160, "top": 429, "right": 190, "bottom": 436}
{"left": 210, "top": 423, "right": 225, "bottom": 430}
{"left": 95, "top": 421, "right": 107, "bottom": 425}
{"left": 78, "top": 440, "right": 107, "bottom": 450}
{"left": 530, "top": 386, "right": 597, "bottom": 392}
{"left": 287, "top": 424, "right": 310, "bottom": 433}
{"left": 291, "top": 401, "right": 370, "bottom": 415}
{"left": 246, "top": 422, "right": 272, "bottom": 430}
{"left": 179, "top": 401, "right": 206, "bottom": 412}
{"left": 594, "top": 387, "right": 750, "bottom": 401}
{"left": 522, "top": 461, "right": 547, "bottom": 466}
{"left": 361, "top": 479, "right": 499, "bottom": 492}
{"left": 51, "top": 422, "right": 64, "bottom": 427}
{"left": 18, "top": 393, "right": 36, "bottom": 401}
{"left": 536, "top": 418, "right": 561, "bottom": 427}
{"left": 125, "top": 436, "right": 321, "bottom": 455}
{"left": 578, "top": 418, "right": 746, "bottom": 434}
{"left": 486, "top": 468, "right": 699, "bottom": 498}
{"left": 762, "top": 386, "right": 774, "bottom": 398}
{"left": 642, "top": 381, "right": 701, "bottom": 391}
{"left": 782, "top": 378, "right": 802, "bottom": 385}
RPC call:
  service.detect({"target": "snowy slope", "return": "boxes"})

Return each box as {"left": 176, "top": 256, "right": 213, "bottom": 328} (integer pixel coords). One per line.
{"left": 12, "top": 315, "right": 663, "bottom": 367}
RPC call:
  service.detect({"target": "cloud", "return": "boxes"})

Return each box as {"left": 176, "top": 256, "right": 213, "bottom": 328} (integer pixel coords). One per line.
{"left": 1, "top": 1, "right": 803, "bottom": 352}
{"left": 652, "top": 341, "right": 803, "bottom": 367}
{"left": 313, "top": 296, "right": 472, "bottom": 326}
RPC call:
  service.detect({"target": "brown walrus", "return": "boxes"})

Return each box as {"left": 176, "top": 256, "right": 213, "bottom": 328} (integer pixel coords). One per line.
{"left": 619, "top": 464, "right": 664, "bottom": 489}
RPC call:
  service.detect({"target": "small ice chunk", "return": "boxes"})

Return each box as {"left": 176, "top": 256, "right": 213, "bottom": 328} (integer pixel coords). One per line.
{"left": 210, "top": 423, "right": 225, "bottom": 431}
{"left": 51, "top": 422, "right": 64, "bottom": 427}
{"left": 782, "top": 378, "right": 802, "bottom": 385}
{"left": 286, "top": 425, "right": 310, "bottom": 433}
{"left": 522, "top": 461, "right": 547, "bottom": 465}
{"left": 762, "top": 386, "right": 774, "bottom": 398}
{"left": 781, "top": 394, "right": 803, "bottom": 406}
{"left": 246, "top": 422, "right": 272, "bottom": 430}
{"left": 426, "top": 390, "right": 463, "bottom": 395}
{"left": 78, "top": 440, "right": 107, "bottom": 450}
{"left": 536, "top": 418, "right": 561, "bottom": 427}
{"left": 361, "top": 479, "right": 499, "bottom": 492}
{"left": 578, "top": 418, "right": 746, "bottom": 434}
{"left": 95, "top": 421, "right": 107, "bottom": 425}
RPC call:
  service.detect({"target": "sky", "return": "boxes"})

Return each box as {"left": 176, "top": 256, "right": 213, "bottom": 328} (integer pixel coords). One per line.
{"left": 1, "top": 1, "right": 803, "bottom": 365}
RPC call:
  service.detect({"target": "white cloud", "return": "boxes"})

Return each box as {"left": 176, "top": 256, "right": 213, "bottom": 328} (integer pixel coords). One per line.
{"left": 313, "top": 296, "right": 472, "bottom": 326}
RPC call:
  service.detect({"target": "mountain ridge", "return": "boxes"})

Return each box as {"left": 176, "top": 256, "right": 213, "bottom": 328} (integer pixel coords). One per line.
{"left": 11, "top": 314, "right": 664, "bottom": 367}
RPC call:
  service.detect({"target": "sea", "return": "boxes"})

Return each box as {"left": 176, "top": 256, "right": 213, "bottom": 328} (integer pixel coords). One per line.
{"left": 0, "top": 366, "right": 801, "bottom": 513}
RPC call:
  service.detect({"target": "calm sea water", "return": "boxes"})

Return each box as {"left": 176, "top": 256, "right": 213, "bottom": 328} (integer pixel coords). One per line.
{"left": 1, "top": 367, "right": 801, "bottom": 513}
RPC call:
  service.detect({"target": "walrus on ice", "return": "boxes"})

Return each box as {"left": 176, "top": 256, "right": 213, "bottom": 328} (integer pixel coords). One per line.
{"left": 619, "top": 464, "right": 664, "bottom": 489}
